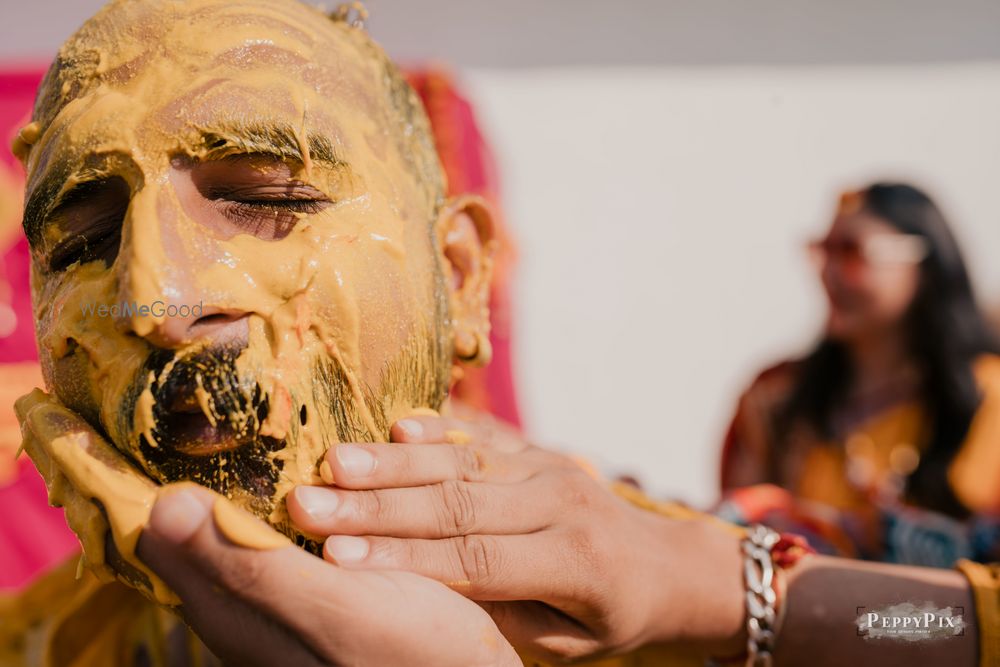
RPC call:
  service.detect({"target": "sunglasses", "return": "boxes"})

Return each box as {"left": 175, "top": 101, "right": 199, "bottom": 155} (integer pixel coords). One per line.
{"left": 807, "top": 234, "right": 929, "bottom": 271}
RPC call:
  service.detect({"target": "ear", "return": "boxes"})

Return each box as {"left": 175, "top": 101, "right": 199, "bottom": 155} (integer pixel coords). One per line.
{"left": 435, "top": 194, "right": 496, "bottom": 368}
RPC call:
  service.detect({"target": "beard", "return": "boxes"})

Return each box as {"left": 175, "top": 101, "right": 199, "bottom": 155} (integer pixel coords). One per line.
{"left": 113, "top": 328, "right": 450, "bottom": 554}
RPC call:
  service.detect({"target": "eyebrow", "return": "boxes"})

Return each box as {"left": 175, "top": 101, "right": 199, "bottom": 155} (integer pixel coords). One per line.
{"left": 194, "top": 120, "right": 346, "bottom": 171}
{"left": 22, "top": 121, "right": 348, "bottom": 247}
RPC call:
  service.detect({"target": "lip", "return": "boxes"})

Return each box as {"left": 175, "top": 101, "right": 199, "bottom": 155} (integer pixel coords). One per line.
{"left": 161, "top": 410, "right": 244, "bottom": 456}
{"left": 155, "top": 382, "right": 252, "bottom": 457}
{"left": 168, "top": 390, "right": 203, "bottom": 414}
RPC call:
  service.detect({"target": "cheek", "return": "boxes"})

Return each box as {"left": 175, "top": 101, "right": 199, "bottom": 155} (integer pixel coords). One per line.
{"left": 200, "top": 232, "right": 308, "bottom": 317}
{"left": 865, "top": 267, "right": 921, "bottom": 320}
{"left": 31, "top": 262, "right": 151, "bottom": 445}
{"left": 42, "top": 345, "right": 101, "bottom": 427}
{"left": 351, "top": 249, "right": 435, "bottom": 383}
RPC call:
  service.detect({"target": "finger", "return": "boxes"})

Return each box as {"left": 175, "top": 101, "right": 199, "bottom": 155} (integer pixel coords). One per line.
{"left": 174, "top": 583, "right": 323, "bottom": 667}
{"left": 390, "top": 415, "right": 527, "bottom": 453}
{"left": 17, "top": 389, "right": 169, "bottom": 602}
{"left": 321, "top": 441, "right": 557, "bottom": 489}
{"left": 288, "top": 475, "right": 558, "bottom": 538}
{"left": 322, "top": 530, "right": 578, "bottom": 604}
{"left": 17, "top": 389, "right": 153, "bottom": 486}
{"left": 138, "top": 485, "right": 362, "bottom": 661}
{"left": 481, "top": 601, "right": 599, "bottom": 663}
{"left": 138, "top": 489, "right": 326, "bottom": 666}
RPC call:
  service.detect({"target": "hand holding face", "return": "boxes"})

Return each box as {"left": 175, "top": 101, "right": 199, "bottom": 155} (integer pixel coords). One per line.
{"left": 137, "top": 486, "right": 519, "bottom": 667}
{"left": 15, "top": 388, "right": 174, "bottom": 603}
{"left": 287, "top": 415, "right": 746, "bottom": 662}
{"left": 16, "top": 391, "right": 518, "bottom": 667}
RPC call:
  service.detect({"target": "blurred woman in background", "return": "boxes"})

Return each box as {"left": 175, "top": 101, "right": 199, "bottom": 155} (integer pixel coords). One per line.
{"left": 720, "top": 182, "right": 1000, "bottom": 567}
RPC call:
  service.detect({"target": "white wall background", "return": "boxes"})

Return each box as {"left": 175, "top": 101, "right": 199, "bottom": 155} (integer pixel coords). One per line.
{"left": 464, "top": 65, "right": 1000, "bottom": 504}
{"left": 4, "top": 1, "right": 1000, "bottom": 506}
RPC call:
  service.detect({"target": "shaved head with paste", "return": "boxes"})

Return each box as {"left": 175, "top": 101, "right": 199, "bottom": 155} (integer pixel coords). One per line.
{"left": 15, "top": 0, "right": 495, "bottom": 555}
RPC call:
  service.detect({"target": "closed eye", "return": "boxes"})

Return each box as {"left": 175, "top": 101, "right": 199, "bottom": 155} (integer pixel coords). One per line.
{"left": 213, "top": 191, "right": 331, "bottom": 240}
{"left": 46, "top": 177, "right": 129, "bottom": 273}
{"left": 192, "top": 154, "right": 333, "bottom": 240}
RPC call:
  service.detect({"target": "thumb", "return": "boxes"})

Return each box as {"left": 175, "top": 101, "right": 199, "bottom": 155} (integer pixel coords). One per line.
{"left": 137, "top": 486, "right": 324, "bottom": 667}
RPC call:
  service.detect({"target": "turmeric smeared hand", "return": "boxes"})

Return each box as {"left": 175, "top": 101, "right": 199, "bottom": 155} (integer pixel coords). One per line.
{"left": 15, "top": 388, "right": 177, "bottom": 605}
{"left": 287, "top": 412, "right": 745, "bottom": 663}
{"left": 138, "top": 485, "right": 519, "bottom": 667}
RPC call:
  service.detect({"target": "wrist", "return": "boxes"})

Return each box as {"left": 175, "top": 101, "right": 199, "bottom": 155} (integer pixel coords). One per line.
{"left": 710, "top": 528, "right": 813, "bottom": 666}
{"left": 644, "top": 516, "right": 747, "bottom": 654}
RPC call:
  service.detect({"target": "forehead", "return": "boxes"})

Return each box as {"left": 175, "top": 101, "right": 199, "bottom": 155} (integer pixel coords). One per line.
{"left": 69, "top": 0, "right": 373, "bottom": 78}
{"left": 38, "top": 0, "right": 383, "bottom": 156}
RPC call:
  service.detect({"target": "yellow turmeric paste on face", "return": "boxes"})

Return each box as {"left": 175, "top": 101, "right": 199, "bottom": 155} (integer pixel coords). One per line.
{"left": 15, "top": 0, "right": 459, "bottom": 600}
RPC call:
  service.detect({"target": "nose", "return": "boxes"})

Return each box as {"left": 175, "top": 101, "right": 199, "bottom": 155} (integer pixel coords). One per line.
{"left": 113, "top": 186, "right": 252, "bottom": 350}
{"left": 113, "top": 251, "right": 250, "bottom": 349}
{"left": 132, "top": 305, "right": 250, "bottom": 350}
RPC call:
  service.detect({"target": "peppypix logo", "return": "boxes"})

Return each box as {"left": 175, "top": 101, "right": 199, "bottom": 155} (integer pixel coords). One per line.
{"left": 80, "top": 301, "right": 204, "bottom": 319}
{"left": 856, "top": 603, "right": 965, "bottom": 642}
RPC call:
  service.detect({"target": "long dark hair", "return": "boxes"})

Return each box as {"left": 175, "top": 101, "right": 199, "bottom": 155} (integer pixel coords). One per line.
{"left": 778, "top": 182, "right": 999, "bottom": 518}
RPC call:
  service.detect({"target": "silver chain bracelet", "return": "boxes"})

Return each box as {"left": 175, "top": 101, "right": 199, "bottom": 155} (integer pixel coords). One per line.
{"left": 742, "top": 524, "right": 781, "bottom": 667}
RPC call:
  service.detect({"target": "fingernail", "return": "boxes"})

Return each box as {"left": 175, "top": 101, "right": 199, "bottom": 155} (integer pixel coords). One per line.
{"left": 325, "top": 535, "right": 369, "bottom": 564}
{"left": 294, "top": 486, "right": 340, "bottom": 522}
{"left": 395, "top": 418, "right": 423, "bottom": 440}
{"left": 336, "top": 444, "right": 376, "bottom": 477}
{"left": 149, "top": 490, "right": 208, "bottom": 544}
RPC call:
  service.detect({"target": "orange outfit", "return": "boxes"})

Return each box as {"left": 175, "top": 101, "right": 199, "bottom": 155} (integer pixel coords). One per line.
{"left": 720, "top": 355, "right": 1000, "bottom": 565}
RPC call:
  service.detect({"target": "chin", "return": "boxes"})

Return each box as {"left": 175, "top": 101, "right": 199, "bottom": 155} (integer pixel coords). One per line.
{"left": 824, "top": 312, "right": 859, "bottom": 342}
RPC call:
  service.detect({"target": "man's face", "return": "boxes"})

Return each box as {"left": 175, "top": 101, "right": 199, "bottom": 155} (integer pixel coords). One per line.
{"left": 17, "top": 0, "right": 489, "bottom": 544}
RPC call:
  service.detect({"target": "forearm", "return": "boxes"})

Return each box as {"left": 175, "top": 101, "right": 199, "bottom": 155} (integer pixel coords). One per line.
{"left": 645, "top": 516, "right": 979, "bottom": 666}
{"left": 775, "top": 556, "right": 976, "bottom": 667}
